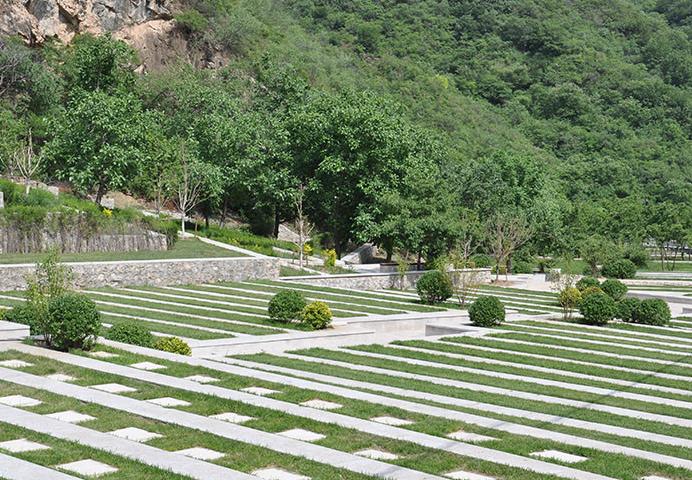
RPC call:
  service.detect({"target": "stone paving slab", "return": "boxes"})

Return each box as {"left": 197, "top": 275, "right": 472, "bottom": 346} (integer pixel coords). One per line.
{"left": 174, "top": 447, "right": 225, "bottom": 460}
{"left": 252, "top": 467, "right": 311, "bottom": 480}
{"left": 354, "top": 449, "right": 399, "bottom": 460}
{"left": 0, "top": 452, "right": 80, "bottom": 480}
{"left": 146, "top": 397, "right": 191, "bottom": 408}
{"left": 0, "top": 395, "right": 41, "bottom": 407}
{"left": 300, "top": 399, "right": 343, "bottom": 410}
{"left": 278, "top": 428, "right": 326, "bottom": 442}
{"left": 370, "top": 416, "right": 413, "bottom": 426}
{"left": 447, "top": 431, "right": 495, "bottom": 443}
{"left": 46, "top": 373, "right": 77, "bottom": 382}
{"left": 57, "top": 459, "right": 118, "bottom": 477}
{"left": 0, "top": 364, "right": 455, "bottom": 480}
{"left": 108, "top": 427, "right": 162, "bottom": 443}
{"left": 446, "top": 471, "right": 495, "bottom": 480}
{"left": 0, "top": 403, "right": 258, "bottom": 480}
{"left": 91, "top": 383, "right": 137, "bottom": 394}
{"left": 45, "top": 410, "right": 96, "bottom": 424}
{"left": 339, "top": 348, "right": 692, "bottom": 409}
{"left": 0, "top": 360, "right": 32, "bottom": 368}
{"left": 283, "top": 352, "right": 692, "bottom": 428}
{"left": 89, "top": 352, "right": 118, "bottom": 359}
{"left": 131, "top": 362, "right": 167, "bottom": 371}
{"left": 185, "top": 374, "right": 220, "bottom": 383}
{"left": 517, "top": 322, "right": 692, "bottom": 347}
{"left": 0, "top": 438, "right": 51, "bottom": 453}
{"left": 241, "top": 386, "right": 279, "bottom": 396}
{"left": 389, "top": 344, "right": 692, "bottom": 396}
{"left": 210, "top": 412, "right": 254, "bottom": 424}
{"left": 530, "top": 450, "right": 588, "bottom": 464}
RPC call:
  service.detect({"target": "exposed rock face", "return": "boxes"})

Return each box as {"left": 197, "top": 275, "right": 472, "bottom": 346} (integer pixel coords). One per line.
{"left": 0, "top": 0, "right": 170, "bottom": 44}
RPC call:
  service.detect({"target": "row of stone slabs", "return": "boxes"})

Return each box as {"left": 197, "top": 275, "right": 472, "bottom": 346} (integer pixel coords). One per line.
{"left": 0, "top": 356, "right": 598, "bottom": 480}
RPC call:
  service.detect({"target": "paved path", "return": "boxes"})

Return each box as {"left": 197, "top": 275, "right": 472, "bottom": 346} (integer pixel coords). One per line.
{"left": 0, "top": 365, "right": 446, "bottom": 480}
{"left": 0, "top": 345, "right": 633, "bottom": 480}
{"left": 0, "top": 452, "right": 80, "bottom": 480}
{"left": 282, "top": 352, "right": 692, "bottom": 428}
{"left": 522, "top": 320, "right": 692, "bottom": 343}
{"left": 0, "top": 404, "right": 258, "bottom": 480}
{"left": 47, "top": 341, "right": 692, "bottom": 460}
{"left": 386, "top": 344, "right": 690, "bottom": 396}
{"left": 338, "top": 348, "right": 692, "bottom": 406}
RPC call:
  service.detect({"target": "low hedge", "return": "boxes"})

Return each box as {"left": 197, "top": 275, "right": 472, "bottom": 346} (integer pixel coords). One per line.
{"left": 106, "top": 322, "right": 154, "bottom": 347}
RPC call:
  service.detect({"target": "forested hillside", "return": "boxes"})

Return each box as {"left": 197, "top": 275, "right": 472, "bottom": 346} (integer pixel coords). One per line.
{"left": 0, "top": 0, "right": 690, "bottom": 262}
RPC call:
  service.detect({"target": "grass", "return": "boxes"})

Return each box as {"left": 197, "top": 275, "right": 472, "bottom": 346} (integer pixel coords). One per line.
{"left": 516, "top": 319, "right": 692, "bottom": 342}
{"left": 0, "top": 238, "right": 242, "bottom": 264}
{"left": 280, "top": 266, "right": 319, "bottom": 276}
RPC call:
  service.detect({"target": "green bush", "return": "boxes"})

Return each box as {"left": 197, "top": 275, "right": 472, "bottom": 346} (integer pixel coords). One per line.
{"left": 469, "top": 296, "right": 505, "bottom": 327}
{"left": 578, "top": 292, "right": 616, "bottom": 325}
{"left": 301, "top": 301, "right": 333, "bottom": 330}
{"left": 105, "top": 322, "right": 153, "bottom": 347}
{"left": 580, "top": 286, "right": 604, "bottom": 302}
{"left": 46, "top": 293, "right": 100, "bottom": 351}
{"left": 154, "top": 337, "right": 192, "bottom": 355}
{"left": 616, "top": 297, "right": 641, "bottom": 322}
{"left": 0, "top": 179, "right": 24, "bottom": 206}
{"left": 511, "top": 260, "right": 534, "bottom": 274}
{"left": 25, "top": 188, "right": 58, "bottom": 207}
{"left": 1, "top": 304, "right": 36, "bottom": 330}
{"left": 623, "top": 246, "right": 649, "bottom": 267}
{"left": 601, "top": 258, "right": 637, "bottom": 279}
{"left": 600, "top": 279, "right": 628, "bottom": 301}
{"left": 575, "top": 276, "right": 600, "bottom": 292}
{"left": 470, "top": 254, "right": 492, "bottom": 268}
{"left": 559, "top": 287, "right": 582, "bottom": 311}
{"left": 175, "top": 9, "right": 209, "bottom": 33}
{"left": 416, "top": 270, "right": 453, "bottom": 304}
{"left": 631, "top": 299, "right": 671, "bottom": 326}
{"left": 323, "top": 249, "right": 337, "bottom": 268}
{"left": 268, "top": 290, "right": 307, "bottom": 322}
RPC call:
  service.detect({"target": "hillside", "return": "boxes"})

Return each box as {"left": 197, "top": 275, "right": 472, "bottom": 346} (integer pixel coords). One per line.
{"left": 0, "top": 0, "right": 690, "bottom": 260}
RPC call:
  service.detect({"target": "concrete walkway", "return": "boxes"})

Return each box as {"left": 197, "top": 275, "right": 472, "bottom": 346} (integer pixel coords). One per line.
{"left": 386, "top": 344, "right": 690, "bottom": 396}
{"left": 337, "top": 348, "right": 692, "bottom": 406}
{"left": 0, "top": 345, "right": 634, "bottom": 480}
{"left": 0, "top": 365, "right": 447, "bottom": 480}
{"left": 0, "top": 451, "right": 80, "bottom": 480}
{"left": 281, "top": 352, "right": 692, "bottom": 428}
{"left": 0, "top": 404, "right": 259, "bottom": 480}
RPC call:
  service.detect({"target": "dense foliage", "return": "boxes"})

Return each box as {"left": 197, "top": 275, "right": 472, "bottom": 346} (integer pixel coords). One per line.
{"left": 601, "top": 258, "right": 637, "bottom": 279}
{"left": 1, "top": 0, "right": 690, "bottom": 263}
{"left": 106, "top": 322, "right": 154, "bottom": 347}
{"left": 600, "top": 279, "right": 628, "bottom": 301}
{"left": 154, "top": 336, "right": 192, "bottom": 355}
{"left": 630, "top": 298, "right": 672, "bottom": 325}
{"left": 616, "top": 297, "right": 641, "bottom": 321}
{"left": 578, "top": 292, "right": 616, "bottom": 325}
{"left": 300, "top": 301, "right": 333, "bottom": 330}
{"left": 268, "top": 290, "right": 307, "bottom": 322}
{"left": 469, "top": 296, "right": 505, "bottom": 327}
{"left": 416, "top": 270, "right": 454, "bottom": 304}
{"left": 46, "top": 293, "right": 101, "bottom": 351}
{"left": 575, "top": 277, "right": 600, "bottom": 292}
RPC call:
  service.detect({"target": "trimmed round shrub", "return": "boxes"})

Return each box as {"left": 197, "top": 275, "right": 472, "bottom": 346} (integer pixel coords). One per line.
{"left": 631, "top": 299, "right": 671, "bottom": 326}
{"left": 616, "top": 297, "right": 641, "bottom": 322}
{"left": 416, "top": 270, "right": 453, "bottom": 304}
{"left": 154, "top": 337, "right": 192, "bottom": 355}
{"left": 601, "top": 258, "right": 637, "bottom": 279}
{"left": 268, "top": 290, "right": 307, "bottom": 323}
{"left": 106, "top": 322, "right": 154, "bottom": 347}
{"left": 575, "top": 276, "right": 600, "bottom": 292}
{"left": 46, "top": 293, "right": 100, "bottom": 351}
{"left": 578, "top": 292, "right": 616, "bottom": 326}
{"left": 469, "top": 296, "right": 505, "bottom": 327}
{"left": 301, "top": 301, "right": 333, "bottom": 330}
{"left": 559, "top": 287, "right": 582, "bottom": 310}
{"left": 580, "top": 285, "right": 604, "bottom": 301}
{"left": 600, "top": 279, "right": 628, "bottom": 301}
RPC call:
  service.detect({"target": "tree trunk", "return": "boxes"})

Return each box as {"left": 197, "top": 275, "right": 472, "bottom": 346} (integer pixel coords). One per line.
{"left": 95, "top": 183, "right": 107, "bottom": 206}
{"left": 417, "top": 251, "right": 422, "bottom": 270}
{"left": 273, "top": 209, "right": 280, "bottom": 239}
{"left": 181, "top": 213, "right": 186, "bottom": 234}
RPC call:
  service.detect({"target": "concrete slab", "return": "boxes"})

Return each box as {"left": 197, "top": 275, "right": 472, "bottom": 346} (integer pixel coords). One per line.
{"left": 445, "top": 471, "right": 495, "bottom": 480}
{"left": 146, "top": 397, "right": 191, "bottom": 408}
{"left": 175, "top": 447, "right": 225, "bottom": 460}
{"left": 370, "top": 416, "right": 413, "bottom": 426}
{"left": 210, "top": 412, "right": 254, "bottom": 424}
{"left": 0, "top": 395, "right": 41, "bottom": 407}
{"left": 108, "top": 427, "right": 162, "bottom": 443}
{"left": 530, "top": 450, "right": 588, "bottom": 464}
{"left": 89, "top": 351, "right": 118, "bottom": 359}
{"left": 91, "top": 383, "right": 137, "bottom": 394}
{"left": 0, "top": 438, "right": 50, "bottom": 453}
{"left": 0, "top": 451, "right": 79, "bottom": 480}
{"left": 252, "top": 468, "right": 310, "bottom": 480}
{"left": 240, "top": 386, "right": 279, "bottom": 396}
{"left": 130, "top": 361, "right": 166, "bottom": 371}
{"left": 45, "top": 410, "right": 96, "bottom": 424}
{"left": 354, "top": 449, "right": 398, "bottom": 460}
{"left": 46, "top": 373, "right": 76, "bottom": 382}
{"left": 0, "top": 320, "right": 30, "bottom": 341}
{"left": 447, "top": 430, "right": 496, "bottom": 443}
{"left": 0, "top": 360, "right": 32, "bottom": 368}
{"left": 57, "top": 459, "right": 118, "bottom": 477}
{"left": 300, "top": 399, "right": 342, "bottom": 410}
{"left": 185, "top": 374, "right": 220, "bottom": 384}
{"left": 640, "top": 476, "right": 672, "bottom": 480}
{"left": 278, "top": 428, "right": 325, "bottom": 442}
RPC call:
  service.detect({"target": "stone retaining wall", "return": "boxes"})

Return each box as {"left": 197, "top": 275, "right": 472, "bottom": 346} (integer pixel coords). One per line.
{"left": 281, "top": 268, "right": 491, "bottom": 290}
{"left": 0, "top": 257, "right": 280, "bottom": 291}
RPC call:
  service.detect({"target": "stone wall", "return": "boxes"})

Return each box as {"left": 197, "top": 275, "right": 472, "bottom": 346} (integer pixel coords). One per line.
{"left": 281, "top": 268, "right": 492, "bottom": 290}
{"left": 0, "top": 257, "right": 280, "bottom": 291}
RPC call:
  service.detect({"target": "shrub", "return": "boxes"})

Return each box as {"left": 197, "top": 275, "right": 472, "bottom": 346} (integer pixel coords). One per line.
{"left": 470, "top": 254, "right": 492, "bottom": 268}
{"left": 268, "top": 290, "right": 307, "bottom": 322}
{"left": 323, "top": 249, "right": 337, "bottom": 268}
{"left": 301, "top": 301, "right": 333, "bottom": 330}
{"left": 469, "top": 296, "right": 505, "bottom": 327}
{"left": 575, "top": 276, "right": 600, "bottom": 292}
{"left": 154, "top": 336, "right": 192, "bottom": 355}
{"left": 623, "top": 246, "right": 649, "bottom": 267}
{"left": 106, "top": 322, "right": 153, "bottom": 347}
{"left": 175, "top": 9, "right": 209, "bottom": 33}
{"left": 1, "top": 304, "right": 36, "bottom": 332}
{"left": 512, "top": 260, "right": 534, "bottom": 274}
{"left": 416, "top": 270, "right": 453, "bottom": 304}
{"left": 25, "top": 188, "right": 58, "bottom": 207}
{"left": 580, "top": 285, "right": 604, "bottom": 301}
{"left": 600, "top": 279, "right": 628, "bottom": 301}
{"left": 601, "top": 258, "right": 637, "bottom": 279}
{"left": 631, "top": 299, "right": 671, "bottom": 326}
{"left": 578, "top": 292, "right": 616, "bottom": 325}
{"left": 558, "top": 287, "right": 582, "bottom": 320}
{"left": 616, "top": 297, "right": 641, "bottom": 322}
{"left": 46, "top": 293, "right": 100, "bottom": 351}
